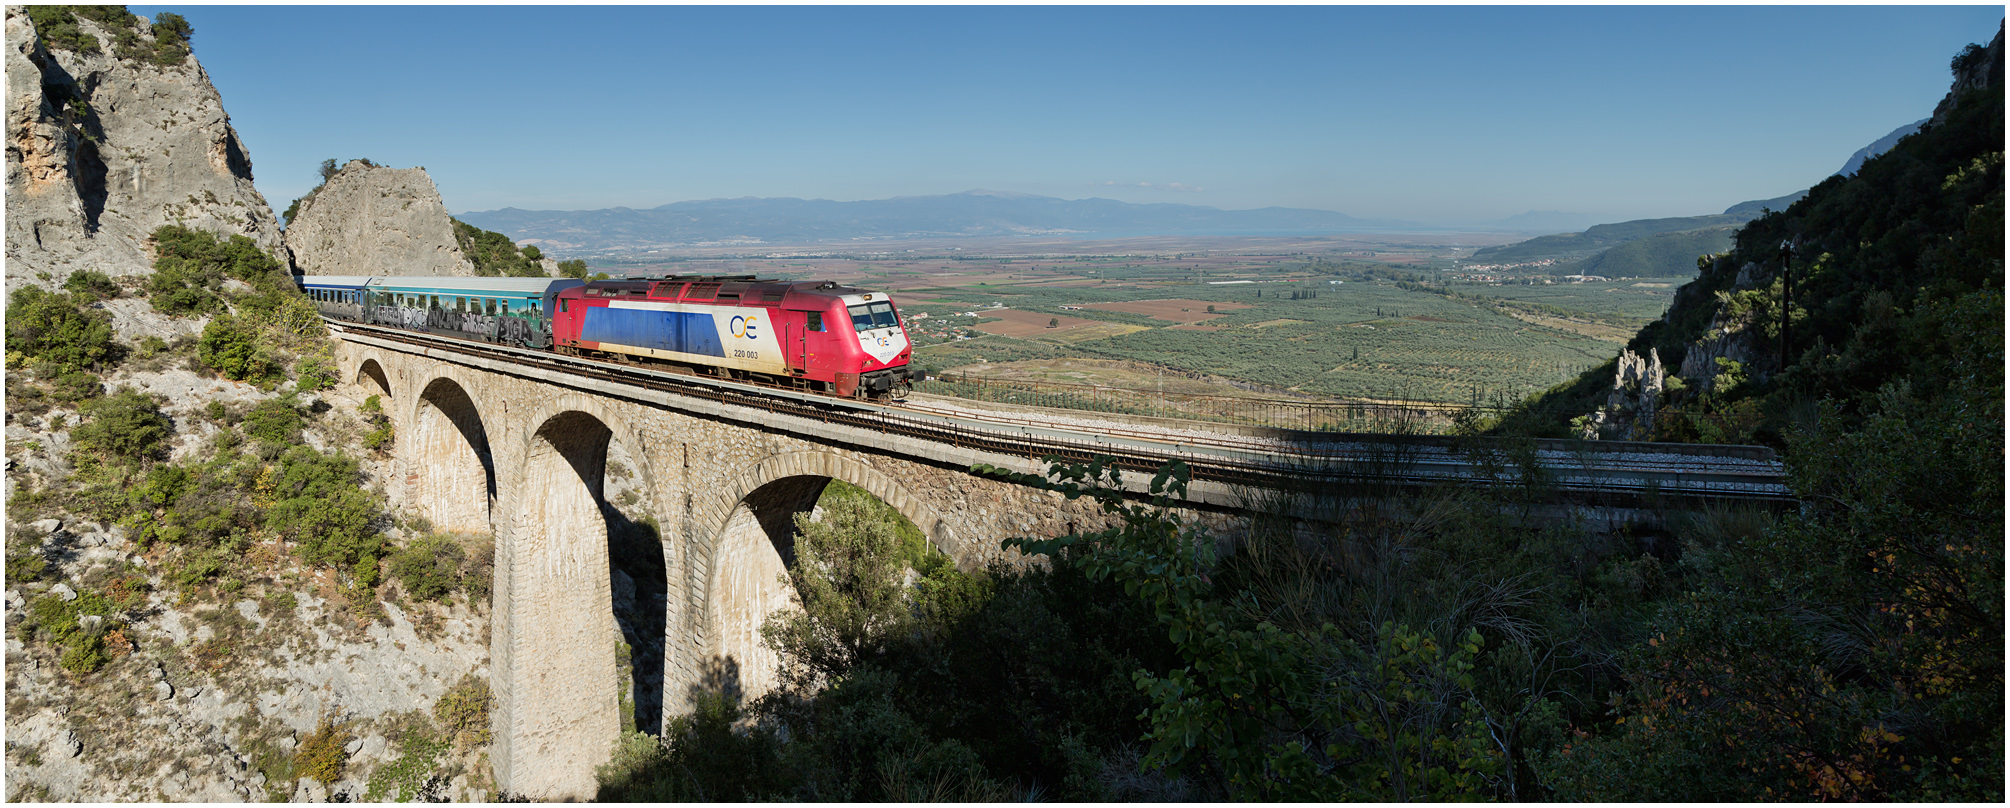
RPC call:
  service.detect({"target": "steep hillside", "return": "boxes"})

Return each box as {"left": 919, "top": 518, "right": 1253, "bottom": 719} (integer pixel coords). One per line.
{"left": 1468, "top": 213, "right": 1749, "bottom": 265}
{"left": 1497, "top": 23, "right": 2002, "bottom": 448}
{"left": 1554, "top": 225, "right": 1740, "bottom": 278}
{"left": 5, "top": 8, "right": 499, "bottom": 802}
{"left": 1526, "top": 27, "right": 2002, "bottom": 802}
{"left": 4, "top": 6, "right": 285, "bottom": 294}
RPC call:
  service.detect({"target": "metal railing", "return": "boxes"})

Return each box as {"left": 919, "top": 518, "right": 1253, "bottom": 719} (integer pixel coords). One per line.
{"left": 916, "top": 372, "right": 1758, "bottom": 439}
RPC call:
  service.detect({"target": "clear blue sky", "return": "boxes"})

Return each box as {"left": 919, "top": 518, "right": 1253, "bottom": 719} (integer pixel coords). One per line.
{"left": 133, "top": 5, "right": 2003, "bottom": 225}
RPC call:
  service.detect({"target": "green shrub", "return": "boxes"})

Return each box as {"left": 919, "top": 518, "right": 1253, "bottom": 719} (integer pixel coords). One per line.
{"left": 6, "top": 548, "right": 48, "bottom": 583}
{"left": 243, "top": 398, "right": 303, "bottom": 448}
{"left": 451, "top": 218, "right": 547, "bottom": 278}
{"left": 557, "top": 259, "right": 589, "bottom": 279}
{"left": 28, "top": 588, "right": 118, "bottom": 675}
{"left": 148, "top": 225, "right": 291, "bottom": 317}
{"left": 6, "top": 286, "right": 118, "bottom": 373}
{"left": 71, "top": 387, "right": 173, "bottom": 462}
{"left": 360, "top": 394, "right": 394, "bottom": 451}
{"left": 520, "top": 245, "right": 542, "bottom": 261}
{"left": 147, "top": 11, "right": 191, "bottom": 65}
{"left": 25, "top": 5, "right": 140, "bottom": 54}
{"left": 197, "top": 314, "right": 272, "bottom": 382}
{"left": 294, "top": 354, "right": 336, "bottom": 392}
{"left": 391, "top": 534, "right": 465, "bottom": 602}
{"left": 364, "top": 724, "right": 449, "bottom": 803}
{"left": 49, "top": 371, "right": 102, "bottom": 403}
{"left": 63, "top": 269, "right": 120, "bottom": 302}
{"left": 59, "top": 631, "right": 108, "bottom": 674}
{"left": 264, "top": 447, "right": 382, "bottom": 569}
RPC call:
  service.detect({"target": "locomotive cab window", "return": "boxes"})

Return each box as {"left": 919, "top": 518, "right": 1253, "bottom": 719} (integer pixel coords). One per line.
{"left": 849, "top": 302, "right": 898, "bottom": 330}
{"left": 806, "top": 311, "right": 824, "bottom": 332}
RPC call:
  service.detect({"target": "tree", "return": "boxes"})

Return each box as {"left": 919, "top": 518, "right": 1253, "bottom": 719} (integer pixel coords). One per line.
{"left": 1048, "top": 317, "right": 1059, "bottom": 328}
{"left": 319, "top": 158, "right": 339, "bottom": 182}
{"left": 762, "top": 490, "right": 914, "bottom": 686}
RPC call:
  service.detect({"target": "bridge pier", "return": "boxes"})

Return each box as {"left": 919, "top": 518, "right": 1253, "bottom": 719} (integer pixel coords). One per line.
{"left": 337, "top": 335, "right": 1122, "bottom": 799}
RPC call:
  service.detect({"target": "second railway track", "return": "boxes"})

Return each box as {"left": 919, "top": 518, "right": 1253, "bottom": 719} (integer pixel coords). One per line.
{"left": 327, "top": 319, "right": 1792, "bottom": 505}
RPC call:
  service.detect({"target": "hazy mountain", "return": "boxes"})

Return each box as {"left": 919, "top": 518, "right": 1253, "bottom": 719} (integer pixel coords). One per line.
{"left": 1722, "top": 119, "right": 1926, "bottom": 217}
{"left": 1483, "top": 114, "right": 1943, "bottom": 276}
{"left": 1468, "top": 214, "right": 1751, "bottom": 266}
{"left": 1835, "top": 119, "right": 1928, "bottom": 176}
{"left": 457, "top": 190, "right": 1413, "bottom": 252}
{"left": 1722, "top": 190, "right": 1809, "bottom": 218}
{"left": 1475, "top": 210, "right": 1608, "bottom": 233}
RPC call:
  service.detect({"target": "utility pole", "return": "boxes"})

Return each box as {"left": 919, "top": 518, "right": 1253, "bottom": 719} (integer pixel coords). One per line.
{"left": 1779, "top": 239, "right": 1794, "bottom": 370}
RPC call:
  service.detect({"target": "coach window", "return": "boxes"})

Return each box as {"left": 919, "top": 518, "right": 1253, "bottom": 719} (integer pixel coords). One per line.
{"left": 485, "top": 298, "right": 496, "bottom": 316}
{"left": 500, "top": 301, "right": 510, "bottom": 316}
{"left": 806, "top": 311, "right": 824, "bottom": 332}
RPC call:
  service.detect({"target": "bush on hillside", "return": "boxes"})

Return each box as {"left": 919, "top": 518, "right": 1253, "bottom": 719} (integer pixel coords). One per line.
{"left": 148, "top": 225, "right": 291, "bottom": 317}
{"left": 6, "top": 286, "right": 118, "bottom": 374}
{"left": 197, "top": 314, "right": 273, "bottom": 383}
{"left": 390, "top": 534, "right": 465, "bottom": 602}
{"left": 71, "top": 387, "right": 172, "bottom": 463}
{"left": 62, "top": 269, "right": 120, "bottom": 302}
{"left": 263, "top": 447, "right": 381, "bottom": 570}
{"left": 243, "top": 398, "right": 303, "bottom": 449}
{"left": 450, "top": 218, "right": 547, "bottom": 278}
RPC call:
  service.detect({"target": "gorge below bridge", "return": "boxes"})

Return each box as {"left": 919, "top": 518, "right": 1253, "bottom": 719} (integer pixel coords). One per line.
{"left": 326, "top": 319, "right": 1786, "bottom": 799}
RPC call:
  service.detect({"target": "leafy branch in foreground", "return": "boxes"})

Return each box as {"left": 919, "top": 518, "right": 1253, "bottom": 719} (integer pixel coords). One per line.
{"left": 985, "top": 457, "right": 1503, "bottom": 800}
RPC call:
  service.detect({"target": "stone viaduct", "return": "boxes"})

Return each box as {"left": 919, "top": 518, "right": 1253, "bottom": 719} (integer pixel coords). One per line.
{"left": 333, "top": 332, "right": 1170, "bottom": 799}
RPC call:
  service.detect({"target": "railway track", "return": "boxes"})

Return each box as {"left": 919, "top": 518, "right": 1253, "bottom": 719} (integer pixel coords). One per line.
{"left": 327, "top": 319, "right": 1793, "bottom": 506}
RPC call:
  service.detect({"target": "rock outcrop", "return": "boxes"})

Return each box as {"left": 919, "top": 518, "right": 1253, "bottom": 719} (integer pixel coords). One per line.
{"left": 283, "top": 161, "right": 476, "bottom": 276}
{"left": 4, "top": 7, "right": 284, "bottom": 295}
{"left": 1581, "top": 347, "right": 1664, "bottom": 440}
{"left": 1929, "top": 21, "right": 2003, "bottom": 127}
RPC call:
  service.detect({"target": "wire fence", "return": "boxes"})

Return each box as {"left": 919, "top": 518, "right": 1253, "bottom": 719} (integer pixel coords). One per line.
{"left": 917, "top": 373, "right": 1461, "bottom": 433}
{"left": 915, "top": 372, "right": 1758, "bottom": 439}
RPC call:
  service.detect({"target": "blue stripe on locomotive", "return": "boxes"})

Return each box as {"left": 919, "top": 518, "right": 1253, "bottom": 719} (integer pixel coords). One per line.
{"left": 581, "top": 307, "right": 724, "bottom": 357}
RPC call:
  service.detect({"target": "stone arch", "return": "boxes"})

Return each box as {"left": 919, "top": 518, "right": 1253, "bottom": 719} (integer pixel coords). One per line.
{"left": 408, "top": 373, "right": 496, "bottom": 534}
{"left": 695, "top": 451, "right": 957, "bottom": 700}
{"left": 491, "top": 395, "right": 664, "bottom": 800}
{"left": 355, "top": 356, "right": 392, "bottom": 400}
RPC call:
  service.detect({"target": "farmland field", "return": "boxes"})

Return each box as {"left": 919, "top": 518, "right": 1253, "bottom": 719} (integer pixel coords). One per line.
{"left": 585, "top": 235, "right": 1672, "bottom": 404}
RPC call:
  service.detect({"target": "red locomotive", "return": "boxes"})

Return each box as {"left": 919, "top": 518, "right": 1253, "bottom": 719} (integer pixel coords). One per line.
{"left": 550, "top": 275, "right": 924, "bottom": 399}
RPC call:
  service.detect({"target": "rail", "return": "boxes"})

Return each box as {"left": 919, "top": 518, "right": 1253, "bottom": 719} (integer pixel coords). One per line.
{"left": 325, "top": 319, "right": 1792, "bottom": 506}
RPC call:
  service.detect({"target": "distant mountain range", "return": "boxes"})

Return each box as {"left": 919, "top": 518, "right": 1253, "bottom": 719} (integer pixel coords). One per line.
{"left": 456, "top": 190, "right": 1421, "bottom": 253}
{"left": 1471, "top": 116, "right": 1934, "bottom": 277}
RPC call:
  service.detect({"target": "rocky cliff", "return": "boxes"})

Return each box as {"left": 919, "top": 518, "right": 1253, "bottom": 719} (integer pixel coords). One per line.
{"left": 4, "top": 6, "right": 285, "bottom": 294}
{"left": 284, "top": 161, "right": 476, "bottom": 277}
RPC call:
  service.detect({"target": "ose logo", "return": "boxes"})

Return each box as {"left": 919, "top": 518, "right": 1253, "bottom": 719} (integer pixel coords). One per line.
{"left": 729, "top": 314, "right": 761, "bottom": 339}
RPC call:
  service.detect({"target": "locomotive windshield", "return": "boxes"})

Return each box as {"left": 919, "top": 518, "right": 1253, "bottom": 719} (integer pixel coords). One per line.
{"left": 849, "top": 302, "right": 898, "bottom": 330}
